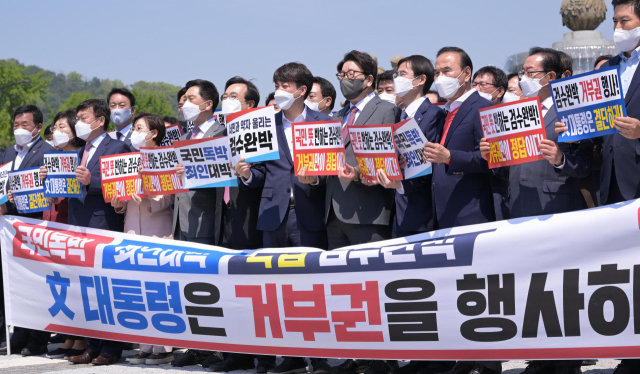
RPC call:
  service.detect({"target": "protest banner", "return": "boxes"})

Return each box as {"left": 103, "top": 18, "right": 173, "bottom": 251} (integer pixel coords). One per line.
{"left": 393, "top": 119, "right": 431, "bottom": 179}
{"left": 348, "top": 124, "right": 402, "bottom": 181}
{"left": 3, "top": 199, "right": 640, "bottom": 360}
{"left": 8, "top": 167, "right": 51, "bottom": 214}
{"left": 140, "top": 146, "right": 188, "bottom": 196}
{"left": 42, "top": 151, "right": 83, "bottom": 198}
{"left": 550, "top": 65, "right": 626, "bottom": 142}
{"left": 292, "top": 120, "right": 346, "bottom": 176}
{"left": 226, "top": 106, "right": 279, "bottom": 164}
{"left": 478, "top": 97, "right": 546, "bottom": 169}
{"left": 0, "top": 161, "right": 12, "bottom": 205}
{"left": 160, "top": 123, "right": 184, "bottom": 147}
{"left": 174, "top": 137, "right": 237, "bottom": 189}
{"left": 99, "top": 152, "right": 145, "bottom": 202}
{"left": 214, "top": 109, "right": 227, "bottom": 127}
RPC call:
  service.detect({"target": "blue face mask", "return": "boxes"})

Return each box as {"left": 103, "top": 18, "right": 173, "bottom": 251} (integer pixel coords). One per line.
{"left": 110, "top": 108, "right": 132, "bottom": 126}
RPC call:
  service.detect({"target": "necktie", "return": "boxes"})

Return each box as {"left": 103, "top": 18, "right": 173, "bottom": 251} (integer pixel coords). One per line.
{"left": 191, "top": 126, "right": 200, "bottom": 140}
{"left": 401, "top": 110, "right": 408, "bottom": 121}
{"left": 116, "top": 132, "right": 122, "bottom": 140}
{"left": 224, "top": 187, "right": 230, "bottom": 204}
{"left": 80, "top": 142, "right": 92, "bottom": 167}
{"left": 440, "top": 108, "right": 459, "bottom": 145}
{"left": 342, "top": 105, "right": 359, "bottom": 143}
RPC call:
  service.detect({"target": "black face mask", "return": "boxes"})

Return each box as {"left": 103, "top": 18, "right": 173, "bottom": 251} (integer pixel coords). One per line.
{"left": 340, "top": 78, "right": 366, "bottom": 101}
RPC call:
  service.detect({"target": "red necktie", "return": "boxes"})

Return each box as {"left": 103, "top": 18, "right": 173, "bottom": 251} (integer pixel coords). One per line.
{"left": 440, "top": 108, "right": 459, "bottom": 145}
{"left": 342, "top": 105, "right": 359, "bottom": 143}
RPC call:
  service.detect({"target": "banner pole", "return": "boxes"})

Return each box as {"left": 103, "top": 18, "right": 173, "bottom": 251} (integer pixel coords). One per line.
{"left": 5, "top": 324, "right": 9, "bottom": 356}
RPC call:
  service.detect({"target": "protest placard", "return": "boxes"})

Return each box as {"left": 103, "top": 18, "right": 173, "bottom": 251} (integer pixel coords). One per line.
{"left": 0, "top": 161, "right": 12, "bottom": 205}
{"left": 226, "top": 106, "right": 278, "bottom": 164}
{"left": 478, "top": 97, "right": 546, "bottom": 169}
{"left": 140, "top": 146, "right": 188, "bottom": 196}
{"left": 174, "top": 137, "right": 237, "bottom": 189}
{"left": 292, "top": 120, "right": 346, "bottom": 176}
{"left": 214, "top": 109, "right": 227, "bottom": 127}
{"left": 8, "top": 167, "right": 51, "bottom": 214}
{"left": 159, "top": 123, "right": 184, "bottom": 146}
{"left": 42, "top": 151, "right": 83, "bottom": 198}
{"left": 550, "top": 65, "right": 626, "bottom": 142}
{"left": 393, "top": 118, "right": 431, "bottom": 179}
{"left": 348, "top": 124, "right": 402, "bottom": 181}
{"left": 99, "top": 152, "right": 145, "bottom": 202}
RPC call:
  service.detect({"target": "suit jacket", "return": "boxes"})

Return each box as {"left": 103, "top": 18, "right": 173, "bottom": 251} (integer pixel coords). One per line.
{"left": 509, "top": 106, "right": 593, "bottom": 218}
{"left": 121, "top": 127, "right": 133, "bottom": 147}
{"left": 597, "top": 56, "right": 640, "bottom": 203}
{"left": 246, "top": 108, "right": 330, "bottom": 232}
{"left": 124, "top": 194, "right": 173, "bottom": 239}
{"left": 68, "top": 134, "right": 130, "bottom": 230}
{"left": 1, "top": 138, "right": 55, "bottom": 219}
{"left": 432, "top": 91, "right": 495, "bottom": 229}
{"left": 323, "top": 95, "right": 401, "bottom": 225}
{"left": 396, "top": 99, "right": 446, "bottom": 232}
{"left": 172, "top": 119, "right": 225, "bottom": 243}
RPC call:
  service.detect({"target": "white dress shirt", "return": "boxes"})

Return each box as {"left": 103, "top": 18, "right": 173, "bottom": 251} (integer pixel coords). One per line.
{"left": 116, "top": 123, "right": 132, "bottom": 141}
{"left": 14, "top": 139, "right": 37, "bottom": 170}
{"left": 403, "top": 96, "right": 426, "bottom": 118}
{"left": 342, "top": 91, "right": 376, "bottom": 126}
{"left": 191, "top": 117, "right": 215, "bottom": 140}
{"left": 85, "top": 132, "right": 107, "bottom": 165}
{"left": 620, "top": 46, "right": 640, "bottom": 97}
{"left": 541, "top": 96, "right": 554, "bottom": 118}
{"left": 444, "top": 88, "right": 477, "bottom": 113}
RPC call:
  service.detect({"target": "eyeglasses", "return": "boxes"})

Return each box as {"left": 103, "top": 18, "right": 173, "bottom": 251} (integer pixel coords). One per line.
{"left": 77, "top": 115, "right": 97, "bottom": 123}
{"left": 392, "top": 71, "right": 416, "bottom": 79}
{"left": 221, "top": 93, "right": 242, "bottom": 100}
{"left": 471, "top": 82, "right": 496, "bottom": 89}
{"left": 336, "top": 70, "right": 365, "bottom": 81}
{"left": 518, "top": 70, "right": 547, "bottom": 79}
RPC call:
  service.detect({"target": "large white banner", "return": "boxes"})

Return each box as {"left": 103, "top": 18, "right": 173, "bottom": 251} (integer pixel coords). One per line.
{"left": 2, "top": 200, "right": 640, "bottom": 360}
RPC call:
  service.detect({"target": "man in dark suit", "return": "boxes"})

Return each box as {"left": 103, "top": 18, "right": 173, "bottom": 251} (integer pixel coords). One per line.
{"left": 65, "top": 99, "right": 130, "bottom": 365}
{"left": 0, "top": 105, "right": 55, "bottom": 357}
{"left": 234, "top": 62, "right": 331, "bottom": 374}
{"left": 319, "top": 50, "right": 401, "bottom": 253}
{"left": 107, "top": 87, "right": 136, "bottom": 146}
{"left": 219, "top": 76, "right": 263, "bottom": 251}
{"left": 376, "top": 55, "right": 445, "bottom": 239}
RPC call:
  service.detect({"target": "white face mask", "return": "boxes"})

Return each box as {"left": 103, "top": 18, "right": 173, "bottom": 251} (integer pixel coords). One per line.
{"left": 53, "top": 130, "right": 72, "bottom": 148}
{"left": 378, "top": 93, "right": 397, "bottom": 105}
{"left": 478, "top": 87, "right": 499, "bottom": 102}
{"left": 75, "top": 118, "right": 100, "bottom": 140}
{"left": 520, "top": 72, "right": 550, "bottom": 98}
{"left": 434, "top": 70, "right": 465, "bottom": 99}
{"left": 110, "top": 108, "right": 132, "bottom": 126}
{"left": 614, "top": 26, "right": 640, "bottom": 53}
{"left": 181, "top": 100, "right": 208, "bottom": 122}
{"left": 304, "top": 97, "right": 327, "bottom": 112}
{"left": 394, "top": 76, "right": 418, "bottom": 98}
{"left": 46, "top": 140, "right": 55, "bottom": 147}
{"left": 502, "top": 91, "right": 522, "bottom": 103}
{"left": 274, "top": 87, "right": 302, "bottom": 111}
{"left": 221, "top": 98, "right": 243, "bottom": 114}
{"left": 14, "top": 128, "right": 37, "bottom": 146}
{"left": 130, "top": 131, "right": 150, "bottom": 150}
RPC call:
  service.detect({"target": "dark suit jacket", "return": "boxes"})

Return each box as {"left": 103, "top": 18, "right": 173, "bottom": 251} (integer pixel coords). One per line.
{"left": 68, "top": 134, "right": 130, "bottom": 230}
{"left": 246, "top": 107, "right": 330, "bottom": 232}
{"left": 432, "top": 91, "right": 495, "bottom": 229}
{"left": 172, "top": 119, "right": 226, "bottom": 243}
{"left": 396, "top": 99, "right": 446, "bottom": 232}
{"left": 323, "top": 94, "right": 401, "bottom": 225}
{"left": 597, "top": 56, "right": 640, "bottom": 203}
{"left": 1, "top": 138, "right": 55, "bottom": 219}
{"left": 509, "top": 106, "right": 593, "bottom": 218}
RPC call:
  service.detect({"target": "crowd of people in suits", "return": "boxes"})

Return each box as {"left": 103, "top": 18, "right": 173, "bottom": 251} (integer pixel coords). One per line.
{"left": 1, "top": 2, "right": 640, "bottom": 374}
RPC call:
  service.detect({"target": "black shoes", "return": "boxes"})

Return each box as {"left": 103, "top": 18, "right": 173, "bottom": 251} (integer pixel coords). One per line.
{"left": 170, "top": 349, "right": 211, "bottom": 367}
{"left": 269, "top": 357, "right": 309, "bottom": 374}
{"left": 398, "top": 361, "right": 430, "bottom": 374}
{"left": 46, "top": 347, "right": 71, "bottom": 359}
{"left": 436, "top": 362, "right": 474, "bottom": 374}
{"left": 209, "top": 355, "right": 256, "bottom": 372}
{"left": 468, "top": 363, "right": 501, "bottom": 374}
{"left": 0, "top": 340, "right": 27, "bottom": 355}
{"left": 521, "top": 361, "right": 555, "bottom": 374}
{"left": 311, "top": 359, "right": 332, "bottom": 374}
{"left": 258, "top": 360, "right": 278, "bottom": 373}
{"left": 48, "top": 334, "right": 65, "bottom": 344}
{"left": 554, "top": 367, "right": 581, "bottom": 374}
{"left": 21, "top": 344, "right": 48, "bottom": 356}
{"left": 333, "top": 359, "right": 372, "bottom": 374}
{"left": 202, "top": 352, "right": 225, "bottom": 368}
{"left": 365, "top": 360, "right": 399, "bottom": 374}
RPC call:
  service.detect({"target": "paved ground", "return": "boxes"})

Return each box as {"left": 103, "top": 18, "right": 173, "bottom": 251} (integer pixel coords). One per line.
{"left": 0, "top": 344, "right": 623, "bottom": 373}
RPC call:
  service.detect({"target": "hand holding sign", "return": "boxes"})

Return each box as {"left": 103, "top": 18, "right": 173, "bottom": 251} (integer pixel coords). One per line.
{"left": 539, "top": 139, "right": 563, "bottom": 166}
{"left": 613, "top": 116, "right": 640, "bottom": 139}
{"left": 425, "top": 142, "right": 451, "bottom": 164}
{"left": 377, "top": 169, "right": 401, "bottom": 189}
{"left": 338, "top": 163, "right": 358, "bottom": 184}
{"left": 480, "top": 138, "right": 491, "bottom": 161}
{"left": 76, "top": 166, "right": 91, "bottom": 185}
{"left": 233, "top": 158, "right": 251, "bottom": 180}
{"left": 175, "top": 164, "right": 185, "bottom": 179}
{"left": 296, "top": 167, "right": 318, "bottom": 185}
{"left": 39, "top": 166, "right": 47, "bottom": 180}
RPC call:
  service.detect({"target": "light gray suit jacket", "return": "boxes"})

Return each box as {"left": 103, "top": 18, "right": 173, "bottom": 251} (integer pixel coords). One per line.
{"left": 172, "top": 119, "right": 226, "bottom": 243}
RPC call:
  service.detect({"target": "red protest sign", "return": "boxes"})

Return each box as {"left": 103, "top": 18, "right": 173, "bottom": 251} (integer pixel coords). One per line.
{"left": 478, "top": 97, "right": 546, "bottom": 169}
{"left": 99, "top": 152, "right": 146, "bottom": 202}
{"left": 348, "top": 124, "right": 402, "bottom": 181}
{"left": 140, "top": 146, "right": 188, "bottom": 196}
{"left": 292, "top": 120, "right": 346, "bottom": 176}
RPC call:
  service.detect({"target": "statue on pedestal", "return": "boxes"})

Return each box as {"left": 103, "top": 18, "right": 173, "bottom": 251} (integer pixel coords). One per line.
{"left": 560, "top": 0, "right": 607, "bottom": 31}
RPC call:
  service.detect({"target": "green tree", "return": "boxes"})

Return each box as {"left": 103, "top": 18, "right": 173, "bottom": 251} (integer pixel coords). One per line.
{"left": 132, "top": 88, "right": 173, "bottom": 117}
{"left": 60, "top": 91, "right": 94, "bottom": 111}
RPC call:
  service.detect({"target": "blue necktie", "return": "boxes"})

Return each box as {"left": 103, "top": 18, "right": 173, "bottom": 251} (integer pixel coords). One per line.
{"left": 400, "top": 110, "right": 408, "bottom": 121}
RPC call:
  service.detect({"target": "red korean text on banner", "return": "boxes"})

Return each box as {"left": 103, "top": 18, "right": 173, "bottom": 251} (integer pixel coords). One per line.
{"left": 140, "top": 146, "right": 188, "bottom": 196}
{"left": 99, "top": 152, "right": 146, "bottom": 202}
{"left": 348, "top": 124, "right": 402, "bottom": 181}
{"left": 478, "top": 97, "right": 546, "bottom": 169}
{"left": 159, "top": 123, "right": 184, "bottom": 147}
{"left": 292, "top": 120, "right": 346, "bottom": 176}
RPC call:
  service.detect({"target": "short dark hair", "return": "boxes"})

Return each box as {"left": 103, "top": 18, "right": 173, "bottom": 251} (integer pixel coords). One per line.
{"left": 225, "top": 76, "right": 260, "bottom": 108}
{"left": 397, "top": 55, "right": 436, "bottom": 94}
{"left": 184, "top": 79, "right": 220, "bottom": 111}
{"left": 557, "top": 51, "right": 573, "bottom": 76}
{"left": 265, "top": 92, "right": 275, "bottom": 106}
{"left": 437, "top": 47, "right": 473, "bottom": 77}
{"left": 612, "top": 0, "right": 640, "bottom": 19}
{"left": 14, "top": 105, "right": 43, "bottom": 125}
{"left": 44, "top": 124, "right": 53, "bottom": 137}
{"left": 338, "top": 50, "right": 378, "bottom": 85}
{"left": 426, "top": 90, "right": 446, "bottom": 103}
{"left": 313, "top": 76, "right": 336, "bottom": 110}
{"left": 163, "top": 116, "right": 178, "bottom": 124}
{"left": 377, "top": 70, "right": 394, "bottom": 87}
{"left": 53, "top": 109, "right": 86, "bottom": 148}
{"left": 473, "top": 66, "right": 508, "bottom": 100}
{"left": 133, "top": 112, "right": 166, "bottom": 146}
{"left": 507, "top": 72, "right": 520, "bottom": 82}
{"left": 77, "top": 99, "right": 110, "bottom": 131}
{"left": 529, "top": 47, "right": 564, "bottom": 79}
{"left": 177, "top": 87, "right": 187, "bottom": 102}
{"left": 594, "top": 54, "right": 614, "bottom": 69}
{"left": 273, "top": 62, "right": 314, "bottom": 100}
{"left": 107, "top": 87, "right": 136, "bottom": 107}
